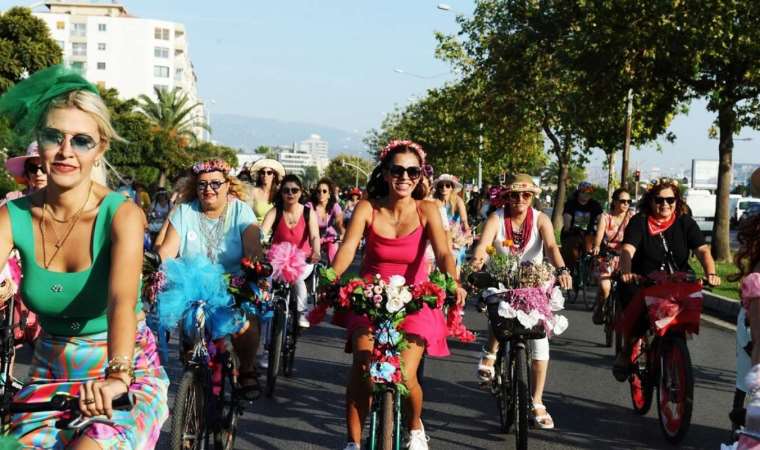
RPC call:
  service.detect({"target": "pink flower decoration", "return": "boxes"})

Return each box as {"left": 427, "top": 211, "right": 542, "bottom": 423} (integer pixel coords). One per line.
{"left": 742, "top": 272, "right": 760, "bottom": 314}
{"left": 267, "top": 242, "right": 308, "bottom": 284}
{"left": 378, "top": 140, "right": 426, "bottom": 164}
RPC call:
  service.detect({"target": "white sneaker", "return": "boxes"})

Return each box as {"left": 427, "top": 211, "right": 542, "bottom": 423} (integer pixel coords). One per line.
{"left": 406, "top": 422, "right": 429, "bottom": 450}
{"left": 298, "top": 313, "right": 310, "bottom": 328}
{"left": 342, "top": 443, "right": 360, "bottom": 450}
{"left": 257, "top": 351, "right": 269, "bottom": 369}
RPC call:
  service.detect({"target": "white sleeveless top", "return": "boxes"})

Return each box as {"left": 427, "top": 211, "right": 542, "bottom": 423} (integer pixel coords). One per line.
{"left": 494, "top": 208, "right": 544, "bottom": 264}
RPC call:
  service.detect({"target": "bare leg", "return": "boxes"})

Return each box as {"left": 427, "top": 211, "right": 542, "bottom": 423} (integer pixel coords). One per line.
{"left": 400, "top": 335, "right": 426, "bottom": 430}
{"left": 233, "top": 316, "right": 261, "bottom": 385}
{"left": 531, "top": 360, "right": 548, "bottom": 406}
{"left": 69, "top": 436, "right": 103, "bottom": 450}
{"left": 346, "top": 328, "right": 373, "bottom": 445}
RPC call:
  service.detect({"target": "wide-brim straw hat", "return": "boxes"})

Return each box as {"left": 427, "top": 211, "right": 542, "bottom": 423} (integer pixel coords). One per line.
{"left": 505, "top": 173, "right": 541, "bottom": 195}
{"left": 5, "top": 141, "right": 40, "bottom": 178}
{"left": 251, "top": 158, "right": 285, "bottom": 178}
{"left": 434, "top": 174, "right": 462, "bottom": 191}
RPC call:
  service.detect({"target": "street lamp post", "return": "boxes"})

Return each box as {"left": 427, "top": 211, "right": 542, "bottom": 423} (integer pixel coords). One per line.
{"left": 341, "top": 160, "right": 370, "bottom": 187}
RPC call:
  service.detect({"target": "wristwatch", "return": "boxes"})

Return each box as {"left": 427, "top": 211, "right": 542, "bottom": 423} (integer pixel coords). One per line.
{"left": 555, "top": 266, "right": 570, "bottom": 277}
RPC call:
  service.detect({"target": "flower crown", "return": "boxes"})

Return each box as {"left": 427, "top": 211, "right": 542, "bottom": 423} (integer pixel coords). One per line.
{"left": 646, "top": 177, "right": 678, "bottom": 191}
{"left": 192, "top": 159, "right": 230, "bottom": 175}
{"left": 379, "top": 140, "right": 427, "bottom": 164}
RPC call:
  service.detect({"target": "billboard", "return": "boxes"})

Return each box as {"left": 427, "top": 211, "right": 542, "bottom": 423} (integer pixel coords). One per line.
{"left": 691, "top": 159, "right": 720, "bottom": 189}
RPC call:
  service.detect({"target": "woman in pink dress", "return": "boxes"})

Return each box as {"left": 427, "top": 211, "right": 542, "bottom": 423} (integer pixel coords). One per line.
{"left": 331, "top": 140, "right": 467, "bottom": 450}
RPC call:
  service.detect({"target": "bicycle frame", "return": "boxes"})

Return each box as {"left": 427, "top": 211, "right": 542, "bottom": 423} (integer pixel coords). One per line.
{"left": 367, "top": 386, "right": 402, "bottom": 450}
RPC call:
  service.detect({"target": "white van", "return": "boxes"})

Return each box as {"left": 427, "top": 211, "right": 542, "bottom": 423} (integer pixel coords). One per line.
{"left": 685, "top": 190, "right": 715, "bottom": 235}
{"left": 735, "top": 197, "right": 760, "bottom": 224}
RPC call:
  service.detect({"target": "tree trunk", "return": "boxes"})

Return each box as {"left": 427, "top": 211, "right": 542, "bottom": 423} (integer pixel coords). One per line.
{"left": 159, "top": 171, "right": 167, "bottom": 188}
{"left": 542, "top": 120, "right": 566, "bottom": 230}
{"left": 711, "top": 102, "right": 734, "bottom": 262}
{"left": 607, "top": 150, "right": 616, "bottom": 204}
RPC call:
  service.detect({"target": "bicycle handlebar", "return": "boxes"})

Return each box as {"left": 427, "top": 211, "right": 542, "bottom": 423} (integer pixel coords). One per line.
{"left": 9, "top": 392, "right": 134, "bottom": 414}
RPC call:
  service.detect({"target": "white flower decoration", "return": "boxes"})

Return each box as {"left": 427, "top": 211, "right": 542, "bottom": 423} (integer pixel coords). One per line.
{"left": 388, "top": 275, "right": 406, "bottom": 288}
{"left": 386, "top": 295, "right": 405, "bottom": 313}
{"left": 398, "top": 288, "right": 413, "bottom": 304}
{"left": 497, "top": 301, "right": 517, "bottom": 319}
{"left": 549, "top": 286, "right": 565, "bottom": 311}
{"left": 552, "top": 315, "right": 569, "bottom": 335}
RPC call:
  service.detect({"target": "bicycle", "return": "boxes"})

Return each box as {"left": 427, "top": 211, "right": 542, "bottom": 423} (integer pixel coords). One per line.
{"left": 265, "top": 280, "right": 299, "bottom": 396}
{"left": 0, "top": 289, "right": 23, "bottom": 429}
{"left": 468, "top": 271, "right": 542, "bottom": 450}
{"left": 618, "top": 272, "right": 704, "bottom": 444}
{"left": 568, "top": 252, "right": 594, "bottom": 310}
{"left": 596, "top": 247, "right": 621, "bottom": 349}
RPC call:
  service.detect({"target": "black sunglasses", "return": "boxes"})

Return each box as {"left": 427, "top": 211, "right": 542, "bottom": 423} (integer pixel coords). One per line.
{"left": 388, "top": 165, "right": 422, "bottom": 180}
{"left": 654, "top": 196, "right": 676, "bottom": 205}
{"left": 196, "top": 180, "right": 227, "bottom": 192}
{"left": 283, "top": 187, "right": 301, "bottom": 195}
{"left": 259, "top": 169, "right": 274, "bottom": 176}
{"left": 508, "top": 191, "right": 533, "bottom": 201}
{"left": 440, "top": 182, "right": 453, "bottom": 189}
{"left": 25, "top": 162, "right": 45, "bottom": 175}
{"left": 616, "top": 198, "right": 632, "bottom": 205}
{"left": 38, "top": 127, "right": 100, "bottom": 153}
{"left": 319, "top": 189, "right": 329, "bottom": 194}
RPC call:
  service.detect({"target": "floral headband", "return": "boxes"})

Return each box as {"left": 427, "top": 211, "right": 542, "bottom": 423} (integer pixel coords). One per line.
{"left": 192, "top": 159, "right": 230, "bottom": 175}
{"left": 379, "top": 140, "right": 427, "bottom": 164}
{"left": 646, "top": 177, "right": 678, "bottom": 192}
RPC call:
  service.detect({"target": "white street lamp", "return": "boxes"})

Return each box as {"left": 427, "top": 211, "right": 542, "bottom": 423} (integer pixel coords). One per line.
{"left": 341, "top": 160, "right": 370, "bottom": 187}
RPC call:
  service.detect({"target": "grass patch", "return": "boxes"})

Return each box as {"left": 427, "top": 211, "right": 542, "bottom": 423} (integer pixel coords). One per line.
{"left": 690, "top": 257, "right": 741, "bottom": 300}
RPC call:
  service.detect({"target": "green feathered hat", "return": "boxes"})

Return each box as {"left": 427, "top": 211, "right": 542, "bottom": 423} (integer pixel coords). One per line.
{"left": 0, "top": 64, "right": 99, "bottom": 137}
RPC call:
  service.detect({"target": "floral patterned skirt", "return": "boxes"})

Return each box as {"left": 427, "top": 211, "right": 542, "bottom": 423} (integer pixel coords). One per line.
{"left": 8, "top": 321, "right": 169, "bottom": 449}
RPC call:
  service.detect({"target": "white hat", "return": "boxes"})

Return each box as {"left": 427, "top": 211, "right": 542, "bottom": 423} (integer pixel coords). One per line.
{"left": 434, "top": 174, "right": 462, "bottom": 191}
{"left": 251, "top": 158, "right": 286, "bottom": 178}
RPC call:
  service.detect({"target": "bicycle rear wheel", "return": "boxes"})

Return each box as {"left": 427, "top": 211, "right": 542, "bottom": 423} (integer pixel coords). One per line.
{"left": 603, "top": 291, "right": 616, "bottom": 348}
{"left": 629, "top": 337, "right": 654, "bottom": 415}
{"left": 170, "top": 370, "right": 207, "bottom": 450}
{"left": 266, "top": 306, "right": 285, "bottom": 397}
{"left": 513, "top": 345, "right": 529, "bottom": 450}
{"left": 213, "top": 352, "right": 240, "bottom": 450}
{"left": 657, "top": 335, "right": 694, "bottom": 444}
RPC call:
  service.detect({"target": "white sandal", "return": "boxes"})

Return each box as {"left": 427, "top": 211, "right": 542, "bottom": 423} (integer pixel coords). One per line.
{"left": 477, "top": 348, "right": 497, "bottom": 382}
{"left": 531, "top": 403, "right": 555, "bottom": 430}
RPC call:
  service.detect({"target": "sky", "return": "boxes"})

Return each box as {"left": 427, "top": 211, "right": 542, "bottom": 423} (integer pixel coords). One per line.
{"left": 4, "top": 0, "right": 757, "bottom": 172}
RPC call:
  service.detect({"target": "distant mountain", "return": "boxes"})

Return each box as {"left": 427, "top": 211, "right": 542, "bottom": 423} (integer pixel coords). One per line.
{"left": 209, "top": 114, "right": 369, "bottom": 158}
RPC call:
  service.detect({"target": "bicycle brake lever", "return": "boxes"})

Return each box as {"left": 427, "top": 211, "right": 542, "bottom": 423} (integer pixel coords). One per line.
{"left": 58, "top": 415, "right": 118, "bottom": 431}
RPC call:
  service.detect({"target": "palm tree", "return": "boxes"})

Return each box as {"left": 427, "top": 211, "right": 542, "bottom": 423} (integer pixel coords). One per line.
{"left": 137, "top": 87, "right": 210, "bottom": 185}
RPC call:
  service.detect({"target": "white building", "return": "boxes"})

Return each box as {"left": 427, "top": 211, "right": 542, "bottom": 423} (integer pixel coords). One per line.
{"left": 297, "top": 134, "right": 329, "bottom": 172}
{"left": 276, "top": 145, "right": 313, "bottom": 176}
{"left": 32, "top": 1, "right": 207, "bottom": 139}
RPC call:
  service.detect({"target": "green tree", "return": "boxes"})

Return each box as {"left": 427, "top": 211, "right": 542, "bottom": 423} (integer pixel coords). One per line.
{"left": 302, "top": 166, "right": 319, "bottom": 188}
{"left": 0, "top": 7, "right": 62, "bottom": 94}
{"left": 324, "top": 154, "right": 373, "bottom": 188}
{"left": 254, "top": 145, "right": 276, "bottom": 159}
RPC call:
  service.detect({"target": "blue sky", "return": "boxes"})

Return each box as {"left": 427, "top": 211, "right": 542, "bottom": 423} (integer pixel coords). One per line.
{"left": 4, "top": 0, "right": 757, "bottom": 171}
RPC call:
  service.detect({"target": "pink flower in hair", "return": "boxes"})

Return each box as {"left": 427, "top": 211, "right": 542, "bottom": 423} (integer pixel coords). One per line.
{"left": 379, "top": 140, "right": 426, "bottom": 163}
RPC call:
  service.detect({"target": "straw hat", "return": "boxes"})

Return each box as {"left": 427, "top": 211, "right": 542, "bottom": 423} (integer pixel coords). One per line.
{"left": 434, "top": 174, "right": 462, "bottom": 191}
{"left": 5, "top": 141, "right": 40, "bottom": 178}
{"left": 251, "top": 158, "right": 285, "bottom": 178}
{"left": 505, "top": 173, "right": 541, "bottom": 194}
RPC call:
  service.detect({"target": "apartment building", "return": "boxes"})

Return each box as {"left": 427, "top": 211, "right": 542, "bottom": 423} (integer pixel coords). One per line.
{"left": 297, "top": 134, "right": 329, "bottom": 172}
{"left": 32, "top": 1, "right": 208, "bottom": 139}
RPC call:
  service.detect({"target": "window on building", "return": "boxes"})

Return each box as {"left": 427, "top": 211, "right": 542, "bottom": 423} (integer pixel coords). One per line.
{"left": 71, "top": 61, "right": 85, "bottom": 72}
{"left": 98, "top": 23, "right": 106, "bottom": 32}
{"left": 153, "top": 84, "right": 169, "bottom": 93}
{"left": 72, "top": 42, "right": 87, "bottom": 57}
{"left": 154, "top": 27, "right": 170, "bottom": 40}
{"left": 98, "top": 42, "right": 106, "bottom": 51}
{"left": 175, "top": 68, "right": 184, "bottom": 81}
{"left": 56, "top": 21, "right": 65, "bottom": 30}
{"left": 97, "top": 62, "right": 106, "bottom": 70}
{"left": 72, "top": 23, "right": 86, "bottom": 37}
{"left": 154, "top": 66, "right": 170, "bottom": 78}
{"left": 154, "top": 47, "right": 169, "bottom": 58}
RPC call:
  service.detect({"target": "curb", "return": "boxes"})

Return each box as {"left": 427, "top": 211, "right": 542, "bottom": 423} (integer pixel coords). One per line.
{"left": 701, "top": 289, "right": 740, "bottom": 325}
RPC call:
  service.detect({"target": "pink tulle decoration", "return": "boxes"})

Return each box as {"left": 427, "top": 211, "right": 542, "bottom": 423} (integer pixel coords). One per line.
{"left": 268, "top": 242, "right": 308, "bottom": 284}
{"left": 7, "top": 256, "right": 21, "bottom": 286}
{"left": 446, "top": 304, "right": 476, "bottom": 343}
{"left": 743, "top": 273, "right": 760, "bottom": 314}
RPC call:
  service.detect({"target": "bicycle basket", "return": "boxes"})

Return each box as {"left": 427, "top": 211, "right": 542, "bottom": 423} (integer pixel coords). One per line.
{"left": 485, "top": 296, "right": 546, "bottom": 340}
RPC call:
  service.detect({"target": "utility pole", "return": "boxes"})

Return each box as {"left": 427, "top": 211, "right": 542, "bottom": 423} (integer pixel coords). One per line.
{"left": 478, "top": 123, "right": 484, "bottom": 190}
{"left": 620, "top": 89, "right": 634, "bottom": 189}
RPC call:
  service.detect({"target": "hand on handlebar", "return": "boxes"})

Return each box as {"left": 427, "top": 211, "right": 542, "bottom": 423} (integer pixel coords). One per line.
{"left": 455, "top": 286, "right": 467, "bottom": 307}
{"left": 78, "top": 377, "right": 128, "bottom": 419}
{"left": 706, "top": 273, "right": 721, "bottom": 287}
{"left": 309, "top": 252, "right": 321, "bottom": 264}
{"left": 621, "top": 272, "right": 643, "bottom": 284}
{"left": 470, "top": 257, "right": 485, "bottom": 271}
{"left": 591, "top": 246, "right": 600, "bottom": 256}
{"left": 558, "top": 272, "right": 573, "bottom": 290}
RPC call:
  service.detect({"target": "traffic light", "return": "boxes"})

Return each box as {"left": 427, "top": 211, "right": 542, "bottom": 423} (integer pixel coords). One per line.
{"left": 634, "top": 170, "right": 641, "bottom": 181}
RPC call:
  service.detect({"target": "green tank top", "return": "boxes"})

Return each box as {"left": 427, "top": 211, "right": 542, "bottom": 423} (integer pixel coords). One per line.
{"left": 252, "top": 199, "right": 273, "bottom": 223}
{"left": 7, "top": 192, "right": 142, "bottom": 336}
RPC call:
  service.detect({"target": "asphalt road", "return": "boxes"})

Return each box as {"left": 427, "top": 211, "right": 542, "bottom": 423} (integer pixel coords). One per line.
{"left": 12, "top": 294, "right": 737, "bottom": 449}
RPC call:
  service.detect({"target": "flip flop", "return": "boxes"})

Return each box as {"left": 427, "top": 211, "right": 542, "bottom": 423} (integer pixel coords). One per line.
{"left": 532, "top": 403, "right": 555, "bottom": 430}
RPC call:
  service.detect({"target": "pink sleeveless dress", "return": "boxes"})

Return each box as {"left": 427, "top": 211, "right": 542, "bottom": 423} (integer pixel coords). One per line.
{"left": 343, "top": 205, "right": 450, "bottom": 357}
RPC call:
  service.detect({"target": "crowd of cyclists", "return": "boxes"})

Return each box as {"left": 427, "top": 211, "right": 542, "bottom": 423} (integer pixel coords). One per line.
{"left": 0, "top": 65, "right": 758, "bottom": 450}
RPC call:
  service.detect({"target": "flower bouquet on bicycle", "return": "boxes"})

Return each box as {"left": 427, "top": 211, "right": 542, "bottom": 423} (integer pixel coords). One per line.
{"left": 615, "top": 270, "right": 703, "bottom": 444}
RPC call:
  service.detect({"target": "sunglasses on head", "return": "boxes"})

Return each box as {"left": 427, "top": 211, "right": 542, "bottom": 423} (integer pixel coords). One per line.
{"left": 38, "top": 127, "right": 100, "bottom": 153}
{"left": 25, "top": 162, "right": 44, "bottom": 175}
{"left": 282, "top": 187, "right": 301, "bottom": 195}
{"left": 388, "top": 165, "right": 422, "bottom": 180}
{"left": 616, "top": 198, "right": 632, "bottom": 205}
{"left": 259, "top": 169, "right": 274, "bottom": 176}
{"left": 654, "top": 196, "right": 676, "bottom": 205}
{"left": 508, "top": 191, "right": 533, "bottom": 201}
{"left": 196, "top": 180, "right": 227, "bottom": 192}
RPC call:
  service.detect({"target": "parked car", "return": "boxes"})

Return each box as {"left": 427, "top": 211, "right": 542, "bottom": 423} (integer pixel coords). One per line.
{"left": 738, "top": 203, "right": 760, "bottom": 228}
{"left": 734, "top": 197, "right": 760, "bottom": 226}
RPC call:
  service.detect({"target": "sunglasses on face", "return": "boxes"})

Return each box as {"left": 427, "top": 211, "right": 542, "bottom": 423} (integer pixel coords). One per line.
{"left": 616, "top": 198, "right": 632, "bottom": 205}
{"left": 508, "top": 191, "right": 533, "bottom": 201}
{"left": 196, "top": 180, "right": 227, "bottom": 192}
{"left": 654, "top": 196, "right": 676, "bottom": 205}
{"left": 388, "top": 165, "right": 422, "bottom": 180}
{"left": 319, "top": 189, "right": 329, "bottom": 194}
{"left": 25, "top": 163, "right": 45, "bottom": 175}
{"left": 440, "top": 182, "right": 453, "bottom": 189}
{"left": 38, "top": 127, "right": 100, "bottom": 153}
{"left": 259, "top": 169, "right": 274, "bottom": 176}
{"left": 282, "top": 187, "right": 301, "bottom": 195}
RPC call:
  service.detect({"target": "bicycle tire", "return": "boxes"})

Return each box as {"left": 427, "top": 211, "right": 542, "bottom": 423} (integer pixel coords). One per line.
{"left": 170, "top": 370, "right": 207, "bottom": 450}
{"left": 513, "top": 345, "right": 529, "bottom": 450}
{"left": 284, "top": 293, "right": 299, "bottom": 378}
{"left": 213, "top": 352, "right": 240, "bottom": 450}
{"left": 495, "top": 347, "right": 512, "bottom": 433}
{"left": 381, "top": 389, "right": 394, "bottom": 450}
{"left": 604, "top": 290, "right": 616, "bottom": 348}
{"left": 613, "top": 294, "right": 623, "bottom": 355}
{"left": 266, "top": 305, "right": 285, "bottom": 397}
{"left": 581, "top": 260, "right": 594, "bottom": 310}
{"left": 657, "top": 335, "right": 694, "bottom": 444}
{"left": 629, "top": 337, "right": 654, "bottom": 415}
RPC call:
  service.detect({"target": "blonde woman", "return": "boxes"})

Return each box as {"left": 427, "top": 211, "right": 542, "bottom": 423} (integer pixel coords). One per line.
{"left": 0, "top": 65, "right": 169, "bottom": 449}
{"left": 249, "top": 158, "right": 285, "bottom": 223}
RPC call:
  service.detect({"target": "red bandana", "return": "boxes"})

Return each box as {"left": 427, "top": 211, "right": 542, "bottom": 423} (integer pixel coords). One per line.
{"left": 647, "top": 213, "right": 676, "bottom": 236}
{"left": 504, "top": 208, "right": 534, "bottom": 255}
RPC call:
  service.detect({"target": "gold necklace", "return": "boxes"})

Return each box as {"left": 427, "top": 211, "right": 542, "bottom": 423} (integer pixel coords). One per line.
{"left": 39, "top": 183, "right": 93, "bottom": 269}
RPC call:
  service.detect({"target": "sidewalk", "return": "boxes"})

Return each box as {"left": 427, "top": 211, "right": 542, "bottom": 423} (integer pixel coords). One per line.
{"left": 702, "top": 289, "right": 740, "bottom": 323}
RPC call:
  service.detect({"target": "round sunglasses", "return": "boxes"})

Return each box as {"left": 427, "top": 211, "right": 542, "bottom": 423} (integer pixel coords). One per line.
{"left": 38, "top": 127, "right": 100, "bottom": 153}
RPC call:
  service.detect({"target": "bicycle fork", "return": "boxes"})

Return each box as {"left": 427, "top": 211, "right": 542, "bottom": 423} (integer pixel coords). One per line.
{"left": 367, "top": 388, "right": 402, "bottom": 450}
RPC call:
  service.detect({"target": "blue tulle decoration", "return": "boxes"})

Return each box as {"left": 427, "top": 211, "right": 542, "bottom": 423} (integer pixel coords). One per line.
{"left": 156, "top": 256, "right": 246, "bottom": 351}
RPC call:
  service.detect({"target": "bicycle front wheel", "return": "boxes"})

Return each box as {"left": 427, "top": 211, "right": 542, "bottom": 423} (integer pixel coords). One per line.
{"left": 513, "top": 345, "right": 529, "bottom": 450}
{"left": 266, "top": 306, "right": 286, "bottom": 397}
{"left": 213, "top": 352, "right": 240, "bottom": 450}
{"left": 283, "top": 294, "right": 299, "bottom": 378}
{"left": 629, "top": 337, "right": 654, "bottom": 415}
{"left": 657, "top": 335, "right": 694, "bottom": 444}
{"left": 495, "top": 347, "right": 513, "bottom": 433}
{"left": 381, "top": 389, "right": 394, "bottom": 450}
{"left": 170, "top": 369, "right": 207, "bottom": 450}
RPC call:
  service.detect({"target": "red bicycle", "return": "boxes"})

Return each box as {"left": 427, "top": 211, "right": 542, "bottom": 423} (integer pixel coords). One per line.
{"left": 617, "top": 272, "right": 704, "bottom": 444}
